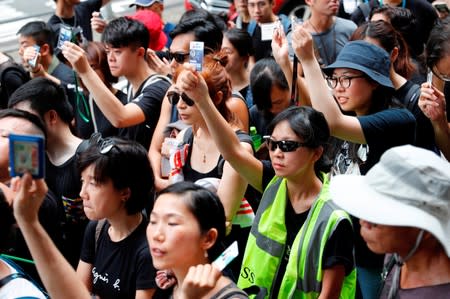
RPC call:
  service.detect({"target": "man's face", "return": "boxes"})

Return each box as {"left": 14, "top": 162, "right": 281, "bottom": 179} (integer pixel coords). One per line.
{"left": 18, "top": 35, "right": 37, "bottom": 64}
{"left": 169, "top": 32, "right": 195, "bottom": 72}
{"left": 248, "top": 0, "right": 273, "bottom": 23}
{"left": 105, "top": 45, "right": 143, "bottom": 78}
{"left": 308, "top": 0, "right": 339, "bottom": 17}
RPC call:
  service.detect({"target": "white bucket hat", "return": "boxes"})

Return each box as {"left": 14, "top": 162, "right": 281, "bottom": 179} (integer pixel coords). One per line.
{"left": 330, "top": 145, "right": 450, "bottom": 257}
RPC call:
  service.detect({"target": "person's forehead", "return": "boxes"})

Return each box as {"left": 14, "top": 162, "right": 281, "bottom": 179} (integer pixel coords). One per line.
{"left": 0, "top": 117, "right": 36, "bottom": 134}
{"left": 170, "top": 32, "right": 195, "bottom": 52}
{"left": 248, "top": 0, "right": 270, "bottom": 4}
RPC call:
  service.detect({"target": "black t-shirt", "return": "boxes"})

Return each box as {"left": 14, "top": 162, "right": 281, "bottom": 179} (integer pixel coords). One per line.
{"left": 47, "top": 0, "right": 102, "bottom": 49}
{"left": 394, "top": 80, "right": 438, "bottom": 152}
{"left": 76, "top": 89, "right": 128, "bottom": 139}
{"left": 118, "top": 75, "right": 171, "bottom": 150}
{"left": 251, "top": 25, "right": 273, "bottom": 62}
{"left": 260, "top": 162, "right": 354, "bottom": 295}
{"left": 80, "top": 219, "right": 157, "bottom": 298}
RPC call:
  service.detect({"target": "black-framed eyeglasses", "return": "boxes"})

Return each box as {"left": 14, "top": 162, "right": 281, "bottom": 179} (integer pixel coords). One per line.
{"left": 167, "top": 91, "right": 195, "bottom": 106}
{"left": 431, "top": 66, "right": 450, "bottom": 82}
{"left": 89, "top": 132, "right": 122, "bottom": 154}
{"left": 168, "top": 51, "right": 190, "bottom": 64}
{"left": 263, "top": 136, "right": 306, "bottom": 152}
{"left": 326, "top": 75, "right": 366, "bottom": 89}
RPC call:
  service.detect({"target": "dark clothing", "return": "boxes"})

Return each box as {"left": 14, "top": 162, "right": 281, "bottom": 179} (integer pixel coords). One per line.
{"left": 45, "top": 140, "right": 88, "bottom": 267}
{"left": 357, "top": 108, "right": 416, "bottom": 175}
{"left": 394, "top": 80, "right": 438, "bottom": 152}
{"left": 76, "top": 89, "right": 128, "bottom": 139}
{"left": 0, "top": 59, "right": 30, "bottom": 109}
{"left": 380, "top": 257, "right": 450, "bottom": 298}
{"left": 47, "top": 0, "right": 102, "bottom": 49}
{"left": 260, "top": 162, "right": 355, "bottom": 296}
{"left": 118, "top": 75, "right": 170, "bottom": 150}
{"left": 80, "top": 219, "right": 156, "bottom": 299}
{"left": 342, "top": 0, "right": 438, "bottom": 58}
{"left": 250, "top": 25, "right": 273, "bottom": 62}
{"left": 249, "top": 106, "right": 274, "bottom": 137}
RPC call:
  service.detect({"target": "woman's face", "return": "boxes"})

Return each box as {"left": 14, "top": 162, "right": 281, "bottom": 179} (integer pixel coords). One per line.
{"left": 79, "top": 164, "right": 126, "bottom": 220}
{"left": 147, "top": 193, "right": 209, "bottom": 270}
{"left": 171, "top": 85, "right": 202, "bottom": 125}
{"left": 269, "top": 85, "right": 290, "bottom": 115}
{"left": 330, "top": 68, "right": 377, "bottom": 116}
{"left": 433, "top": 54, "right": 450, "bottom": 82}
{"left": 269, "top": 120, "right": 320, "bottom": 179}
{"left": 222, "top": 36, "right": 246, "bottom": 74}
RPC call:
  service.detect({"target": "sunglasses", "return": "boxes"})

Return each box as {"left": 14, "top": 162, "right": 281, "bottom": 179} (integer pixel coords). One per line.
{"left": 167, "top": 91, "right": 195, "bottom": 106}
{"left": 167, "top": 51, "right": 190, "bottom": 64}
{"left": 89, "top": 132, "right": 122, "bottom": 154}
{"left": 263, "top": 136, "right": 306, "bottom": 152}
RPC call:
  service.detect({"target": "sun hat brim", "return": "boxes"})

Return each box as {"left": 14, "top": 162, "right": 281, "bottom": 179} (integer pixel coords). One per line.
{"left": 330, "top": 174, "right": 450, "bottom": 257}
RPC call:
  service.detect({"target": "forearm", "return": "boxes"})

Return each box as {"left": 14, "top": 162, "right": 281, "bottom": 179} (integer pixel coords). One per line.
{"left": 78, "top": 68, "right": 129, "bottom": 127}
{"left": 17, "top": 220, "right": 91, "bottom": 299}
{"left": 301, "top": 58, "right": 343, "bottom": 129}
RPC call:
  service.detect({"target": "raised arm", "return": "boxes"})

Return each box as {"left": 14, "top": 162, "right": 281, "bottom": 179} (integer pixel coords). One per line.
{"left": 178, "top": 66, "right": 265, "bottom": 192}
{"left": 62, "top": 42, "right": 146, "bottom": 128}
{"left": 149, "top": 94, "right": 172, "bottom": 191}
{"left": 291, "top": 26, "right": 367, "bottom": 144}
{"left": 12, "top": 174, "right": 91, "bottom": 299}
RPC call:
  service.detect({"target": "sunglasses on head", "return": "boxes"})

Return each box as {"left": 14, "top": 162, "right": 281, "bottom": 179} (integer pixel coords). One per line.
{"left": 167, "top": 91, "right": 195, "bottom": 106}
{"left": 89, "top": 132, "right": 122, "bottom": 154}
{"left": 263, "top": 136, "right": 306, "bottom": 152}
{"left": 167, "top": 51, "right": 190, "bottom": 63}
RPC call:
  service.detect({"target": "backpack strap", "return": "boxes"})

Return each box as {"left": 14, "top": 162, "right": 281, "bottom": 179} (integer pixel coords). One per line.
{"left": 403, "top": 83, "right": 421, "bottom": 112}
{"left": 127, "top": 74, "right": 172, "bottom": 102}
{"left": 247, "top": 20, "right": 257, "bottom": 36}
{"left": 0, "top": 272, "right": 26, "bottom": 288}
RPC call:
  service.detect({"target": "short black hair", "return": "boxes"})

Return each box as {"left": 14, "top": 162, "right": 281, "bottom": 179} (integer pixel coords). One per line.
{"left": 102, "top": 17, "right": 149, "bottom": 53}
{"left": 78, "top": 136, "right": 154, "bottom": 215}
{"left": 157, "top": 181, "right": 226, "bottom": 260}
{"left": 267, "top": 106, "right": 332, "bottom": 175}
{"left": 0, "top": 108, "right": 47, "bottom": 140}
{"left": 170, "top": 9, "right": 224, "bottom": 53}
{"left": 17, "top": 21, "right": 54, "bottom": 55}
{"left": 426, "top": 18, "right": 450, "bottom": 69}
{"left": 250, "top": 58, "right": 289, "bottom": 112}
{"left": 8, "top": 78, "right": 74, "bottom": 125}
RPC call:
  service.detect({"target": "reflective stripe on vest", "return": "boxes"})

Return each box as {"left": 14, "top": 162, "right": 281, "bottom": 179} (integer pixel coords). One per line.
{"left": 241, "top": 173, "right": 355, "bottom": 298}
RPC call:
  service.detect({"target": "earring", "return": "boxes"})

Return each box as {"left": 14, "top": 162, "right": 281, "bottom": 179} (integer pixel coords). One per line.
{"left": 204, "top": 251, "right": 208, "bottom": 258}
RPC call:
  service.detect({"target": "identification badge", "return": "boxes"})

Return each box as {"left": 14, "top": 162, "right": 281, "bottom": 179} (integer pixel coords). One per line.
{"left": 261, "top": 22, "right": 277, "bottom": 41}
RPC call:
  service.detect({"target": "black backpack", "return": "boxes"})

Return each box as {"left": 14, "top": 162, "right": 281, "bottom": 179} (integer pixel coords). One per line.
{"left": 0, "top": 59, "right": 30, "bottom": 109}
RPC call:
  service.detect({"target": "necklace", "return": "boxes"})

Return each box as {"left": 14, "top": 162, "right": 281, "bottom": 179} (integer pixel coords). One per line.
{"left": 308, "top": 19, "right": 337, "bottom": 66}
{"left": 194, "top": 138, "right": 207, "bottom": 163}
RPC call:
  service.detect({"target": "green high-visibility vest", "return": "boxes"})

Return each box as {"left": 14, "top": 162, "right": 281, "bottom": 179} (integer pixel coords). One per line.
{"left": 238, "top": 173, "right": 356, "bottom": 298}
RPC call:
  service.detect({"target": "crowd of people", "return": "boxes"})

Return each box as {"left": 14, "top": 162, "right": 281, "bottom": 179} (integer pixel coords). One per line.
{"left": 0, "top": 0, "right": 449, "bottom": 298}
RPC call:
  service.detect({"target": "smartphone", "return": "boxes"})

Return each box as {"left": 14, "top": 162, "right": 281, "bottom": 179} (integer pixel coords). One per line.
{"left": 434, "top": 3, "right": 450, "bottom": 13}
{"left": 427, "top": 69, "right": 433, "bottom": 87}
{"left": 189, "top": 41, "right": 204, "bottom": 72}
{"left": 28, "top": 45, "right": 40, "bottom": 68}
{"left": 9, "top": 134, "right": 45, "bottom": 179}
{"left": 57, "top": 25, "right": 73, "bottom": 49}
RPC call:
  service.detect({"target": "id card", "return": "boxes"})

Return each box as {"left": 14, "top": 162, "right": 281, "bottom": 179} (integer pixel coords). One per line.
{"left": 28, "top": 45, "right": 40, "bottom": 68}
{"left": 9, "top": 134, "right": 45, "bottom": 179}
{"left": 57, "top": 25, "right": 73, "bottom": 49}
{"left": 212, "top": 241, "right": 238, "bottom": 271}
{"left": 189, "top": 41, "right": 204, "bottom": 72}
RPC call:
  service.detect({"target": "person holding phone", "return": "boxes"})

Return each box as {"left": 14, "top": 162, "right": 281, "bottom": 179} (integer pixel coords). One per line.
{"left": 175, "top": 62, "right": 357, "bottom": 297}
{"left": 418, "top": 18, "right": 450, "bottom": 161}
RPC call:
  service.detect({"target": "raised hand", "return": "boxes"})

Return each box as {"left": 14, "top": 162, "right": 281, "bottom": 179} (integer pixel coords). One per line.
{"left": 61, "top": 41, "right": 91, "bottom": 74}
{"left": 11, "top": 173, "right": 48, "bottom": 225}
{"left": 419, "top": 82, "right": 447, "bottom": 123}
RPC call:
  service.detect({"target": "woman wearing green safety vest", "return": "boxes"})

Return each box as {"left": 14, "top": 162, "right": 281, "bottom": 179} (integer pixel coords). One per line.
{"left": 175, "top": 63, "right": 357, "bottom": 299}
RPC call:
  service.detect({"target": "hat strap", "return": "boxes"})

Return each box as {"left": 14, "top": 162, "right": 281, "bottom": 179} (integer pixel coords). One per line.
{"left": 387, "top": 229, "right": 425, "bottom": 299}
